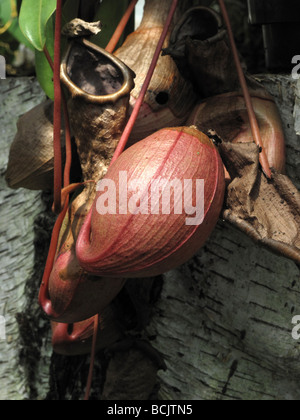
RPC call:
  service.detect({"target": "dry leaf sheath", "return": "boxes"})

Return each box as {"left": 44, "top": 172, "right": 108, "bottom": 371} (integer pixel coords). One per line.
{"left": 220, "top": 142, "right": 300, "bottom": 265}
{"left": 5, "top": 100, "right": 65, "bottom": 191}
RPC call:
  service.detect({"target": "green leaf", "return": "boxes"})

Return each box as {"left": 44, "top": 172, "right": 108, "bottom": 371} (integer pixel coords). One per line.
{"left": 19, "top": 0, "right": 56, "bottom": 51}
{"left": 0, "top": 0, "right": 14, "bottom": 27}
{"left": 35, "top": 16, "right": 55, "bottom": 99}
{"left": 0, "top": 0, "right": 33, "bottom": 48}
{"left": 9, "top": 20, "right": 35, "bottom": 49}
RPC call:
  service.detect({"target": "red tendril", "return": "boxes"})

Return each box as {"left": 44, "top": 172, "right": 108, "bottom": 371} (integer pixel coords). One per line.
{"left": 83, "top": 314, "right": 99, "bottom": 401}
{"left": 53, "top": 0, "right": 63, "bottom": 213}
{"left": 110, "top": 0, "right": 179, "bottom": 165}
{"left": 218, "top": 0, "right": 272, "bottom": 179}
{"left": 105, "top": 0, "right": 139, "bottom": 54}
{"left": 39, "top": 45, "right": 73, "bottom": 317}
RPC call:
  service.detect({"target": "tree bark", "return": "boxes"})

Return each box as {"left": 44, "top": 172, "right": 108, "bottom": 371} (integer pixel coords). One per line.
{"left": 0, "top": 75, "right": 299, "bottom": 401}
{"left": 146, "top": 75, "right": 300, "bottom": 401}
{"left": 0, "top": 78, "right": 50, "bottom": 400}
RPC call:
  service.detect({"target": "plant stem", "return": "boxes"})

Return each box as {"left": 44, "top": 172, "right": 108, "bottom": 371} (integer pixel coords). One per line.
{"left": 43, "top": 46, "right": 72, "bottom": 189}
{"left": 110, "top": 0, "right": 179, "bottom": 165}
{"left": 38, "top": 198, "right": 69, "bottom": 318}
{"left": 218, "top": 0, "right": 272, "bottom": 179}
{"left": 84, "top": 314, "right": 99, "bottom": 401}
{"left": 53, "top": 0, "right": 63, "bottom": 213}
{"left": 40, "top": 45, "right": 72, "bottom": 317}
{"left": 105, "top": 0, "right": 139, "bottom": 53}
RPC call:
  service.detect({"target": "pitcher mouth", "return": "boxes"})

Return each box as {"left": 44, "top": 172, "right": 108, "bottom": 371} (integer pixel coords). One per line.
{"left": 61, "top": 38, "right": 135, "bottom": 104}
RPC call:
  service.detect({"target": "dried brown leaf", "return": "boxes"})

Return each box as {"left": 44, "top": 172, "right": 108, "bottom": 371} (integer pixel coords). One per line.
{"left": 220, "top": 142, "right": 300, "bottom": 265}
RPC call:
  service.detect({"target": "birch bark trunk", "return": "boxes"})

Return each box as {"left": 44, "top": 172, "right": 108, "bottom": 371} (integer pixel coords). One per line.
{"left": 146, "top": 75, "right": 300, "bottom": 401}
{"left": 0, "top": 78, "right": 51, "bottom": 400}
{"left": 0, "top": 75, "right": 299, "bottom": 400}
